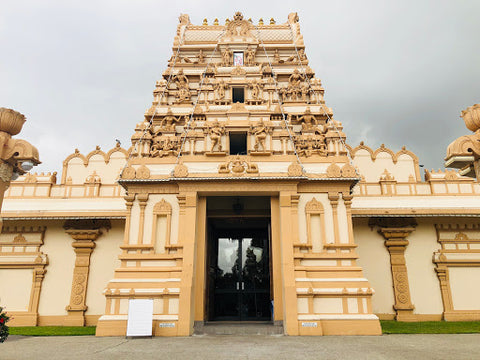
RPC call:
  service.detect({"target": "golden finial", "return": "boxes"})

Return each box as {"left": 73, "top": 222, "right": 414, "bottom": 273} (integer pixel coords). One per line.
{"left": 259, "top": 18, "right": 264, "bottom": 25}
{"left": 270, "top": 18, "right": 275, "bottom": 24}
{"left": 213, "top": 18, "right": 219, "bottom": 25}
{"left": 225, "top": 18, "right": 230, "bottom": 25}
{"left": 203, "top": 18, "right": 208, "bottom": 25}
{"left": 248, "top": 18, "right": 253, "bottom": 23}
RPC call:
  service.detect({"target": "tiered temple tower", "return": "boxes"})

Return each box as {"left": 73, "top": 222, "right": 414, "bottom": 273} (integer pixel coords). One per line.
{"left": 96, "top": 12, "right": 381, "bottom": 336}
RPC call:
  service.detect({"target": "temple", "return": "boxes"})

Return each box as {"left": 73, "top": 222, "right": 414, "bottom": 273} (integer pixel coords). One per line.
{"left": 1, "top": 12, "right": 480, "bottom": 337}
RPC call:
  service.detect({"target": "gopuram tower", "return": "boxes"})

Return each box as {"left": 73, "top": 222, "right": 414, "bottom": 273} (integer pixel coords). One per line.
{"left": 96, "top": 12, "right": 382, "bottom": 336}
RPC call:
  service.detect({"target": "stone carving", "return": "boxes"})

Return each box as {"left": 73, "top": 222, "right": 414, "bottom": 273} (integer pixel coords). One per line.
{"left": 296, "top": 107, "right": 317, "bottom": 131}
{"left": 288, "top": 163, "right": 303, "bottom": 177}
{"left": 295, "top": 135, "right": 326, "bottom": 157}
{"left": 245, "top": 47, "right": 256, "bottom": 66}
{"left": 213, "top": 80, "right": 229, "bottom": 101}
{"left": 248, "top": 79, "right": 262, "bottom": 101}
{"left": 219, "top": 155, "right": 259, "bottom": 175}
{"left": 172, "top": 69, "right": 190, "bottom": 102}
{"left": 150, "top": 136, "right": 180, "bottom": 157}
{"left": 197, "top": 49, "right": 205, "bottom": 64}
{"left": 158, "top": 109, "right": 181, "bottom": 131}
{"left": 341, "top": 164, "right": 357, "bottom": 178}
{"left": 135, "top": 165, "right": 151, "bottom": 179}
{"left": 222, "top": 47, "right": 233, "bottom": 66}
{"left": 250, "top": 120, "right": 271, "bottom": 152}
{"left": 224, "top": 12, "right": 254, "bottom": 39}
{"left": 326, "top": 163, "right": 342, "bottom": 178}
{"left": 122, "top": 166, "right": 136, "bottom": 180}
{"left": 208, "top": 120, "right": 226, "bottom": 152}
{"left": 231, "top": 66, "right": 246, "bottom": 76}
{"left": 173, "top": 163, "right": 189, "bottom": 177}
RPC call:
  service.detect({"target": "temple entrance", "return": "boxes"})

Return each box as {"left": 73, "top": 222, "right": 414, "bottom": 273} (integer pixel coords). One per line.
{"left": 206, "top": 197, "right": 272, "bottom": 321}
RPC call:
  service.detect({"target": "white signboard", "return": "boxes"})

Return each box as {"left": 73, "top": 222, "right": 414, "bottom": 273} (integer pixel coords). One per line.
{"left": 126, "top": 299, "right": 153, "bottom": 337}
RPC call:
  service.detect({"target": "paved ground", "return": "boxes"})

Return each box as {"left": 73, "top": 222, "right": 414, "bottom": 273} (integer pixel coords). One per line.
{"left": 3, "top": 334, "right": 480, "bottom": 360}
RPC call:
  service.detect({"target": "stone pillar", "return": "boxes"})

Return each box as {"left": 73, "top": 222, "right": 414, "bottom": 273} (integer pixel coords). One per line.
{"left": 435, "top": 265, "right": 454, "bottom": 317}
{"left": 379, "top": 227, "right": 416, "bottom": 321}
{"left": 328, "top": 192, "right": 340, "bottom": 244}
{"left": 342, "top": 193, "right": 355, "bottom": 244}
{"left": 64, "top": 229, "right": 102, "bottom": 326}
{"left": 136, "top": 193, "right": 149, "bottom": 244}
{"left": 122, "top": 194, "right": 135, "bottom": 246}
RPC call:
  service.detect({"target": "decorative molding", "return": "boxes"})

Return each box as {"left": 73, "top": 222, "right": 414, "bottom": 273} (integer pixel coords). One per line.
{"left": 64, "top": 228, "right": 102, "bottom": 326}
{"left": 378, "top": 226, "right": 416, "bottom": 321}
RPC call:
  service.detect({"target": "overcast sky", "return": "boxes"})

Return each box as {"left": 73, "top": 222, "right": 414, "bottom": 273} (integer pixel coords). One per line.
{"left": 2, "top": 0, "right": 480, "bottom": 176}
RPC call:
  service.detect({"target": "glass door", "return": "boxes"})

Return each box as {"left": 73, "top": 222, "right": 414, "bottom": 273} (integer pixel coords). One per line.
{"left": 210, "top": 226, "right": 271, "bottom": 321}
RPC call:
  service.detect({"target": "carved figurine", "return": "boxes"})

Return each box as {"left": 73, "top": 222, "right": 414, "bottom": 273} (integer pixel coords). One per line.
{"left": 245, "top": 47, "right": 256, "bottom": 66}
{"left": 249, "top": 79, "right": 262, "bottom": 100}
{"left": 252, "top": 120, "right": 267, "bottom": 151}
{"left": 214, "top": 79, "right": 228, "bottom": 100}
{"left": 298, "top": 48, "right": 307, "bottom": 61}
{"left": 222, "top": 47, "right": 233, "bottom": 66}
{"left": 197, "top": 49, "right": 205, "bottom": 64}
{"left": 209, "top": 120, "right": 225, "bottom": 152}
{"left": 172, "top": 69, "right": 190, "bottom": 102}
{"left": 273, "top": 49, "right": 282, "bottom": 63}
{"left": 159, "top": 109, "right": 179, "bottom": 131}
{"left": 298, "top": 107, "right": 316, "bottom": 130}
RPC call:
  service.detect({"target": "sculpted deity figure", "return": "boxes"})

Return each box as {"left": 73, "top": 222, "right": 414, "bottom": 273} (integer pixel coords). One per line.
{"left": 288, "top": 69, "right": 304, "bottom": 90}
{"left": 197, "top": 49, "right": 205, "bottom": 64}
{"left": 249, "top": 79, "right": 262, "bottom": 100}
{"left": 252, "top": 120, "right": 267, "bottom": 151}
{"left": 160, "top": 109, "right": 179, "bottom": 131}
{"left": 298, "top": 107, "right": 317, "bottom": 130}
{"left": 214, "top": 79, "right": 228, "bottom": 100}
{"left": 209, "top": 120, "right": 225, "bottom": 152}
{"left": 222, "top": 47, "right": 233, "bottom": 66}
{"left": 245, "top": 47, "right": 256, "bottom": 66}
{"left": 273, "top": 49, "right": 282, "bottom": 63}
{"left": 172, "top": 69, "right": 190, "bottom": 102}
{"left": 298, "top": 48, "right": 307, "bottom": 61}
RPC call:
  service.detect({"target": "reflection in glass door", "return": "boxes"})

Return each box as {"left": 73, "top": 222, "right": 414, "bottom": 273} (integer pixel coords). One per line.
{"left": 209, "top": 226, "right": 271, "bottom": 321}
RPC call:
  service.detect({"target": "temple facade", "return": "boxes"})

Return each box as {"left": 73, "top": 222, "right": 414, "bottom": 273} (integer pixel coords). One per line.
{"left": 1, "top": 12, "right": 480, "bottom": 337}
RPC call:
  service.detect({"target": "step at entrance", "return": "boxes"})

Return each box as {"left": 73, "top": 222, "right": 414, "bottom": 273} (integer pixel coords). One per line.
{"left": 194, "top": 322, "right": 284, "bottom": 336}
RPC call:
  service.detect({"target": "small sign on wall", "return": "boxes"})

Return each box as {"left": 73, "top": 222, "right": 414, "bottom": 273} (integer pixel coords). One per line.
{"left": 126, "top": 299, "right": 153, "bottom": 337}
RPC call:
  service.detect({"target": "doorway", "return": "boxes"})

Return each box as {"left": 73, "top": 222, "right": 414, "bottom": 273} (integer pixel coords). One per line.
{"left": 206, "top": 197, "right": 272, "bottom": 322}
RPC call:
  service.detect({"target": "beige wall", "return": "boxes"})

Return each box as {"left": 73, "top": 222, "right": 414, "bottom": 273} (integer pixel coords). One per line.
{"left": 38, "top": 221, "right": 75, "bottom": 316}
{"left": 85, "top": 220, "right": 124, "bottom": 315}
{"left": 405, "top": 221, "right": 443, "bottom": 315}
{"left": 0, "top": 268, "right": 32, "bottom": 311}
{"left": 449, "top": 267, "right": 480, "bottom": 310}
{"left": 354, "top": 219, "right": 395, "bottom": 315}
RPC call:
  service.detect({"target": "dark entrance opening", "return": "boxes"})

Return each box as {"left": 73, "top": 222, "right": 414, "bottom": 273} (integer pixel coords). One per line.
{"left": 232, "top": 87, "right": 245, "bottom": 103}
{"left": 229, "top": 132, "right": 247, "bottom": 155}
{"left": 206, "top": 197, "right": 271, "bottom": 322}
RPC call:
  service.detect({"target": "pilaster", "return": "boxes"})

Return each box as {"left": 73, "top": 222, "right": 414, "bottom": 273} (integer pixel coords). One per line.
{"left": 177, "top": 192, "right": 198, "bottom": 335}
{"left": 379, "top": 227, "right": 416, "bottom": 321}
{"left": 64, "top": 229, "right": 102, "bottom": 326}
{"left": 279, "top": 192, "right": 300, "bottom": 335}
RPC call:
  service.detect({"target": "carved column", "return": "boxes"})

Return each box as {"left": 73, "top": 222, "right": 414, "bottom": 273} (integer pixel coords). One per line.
{"left": 328, "top": 192, "right": 340, "bottom": 244}
{"left": 28, "top": 268, "right": 47, "bottom": 325}
{"left": 342, "top": 193, "right": 355, "bottom": 244}
{"left": 137, "top": 193, "right": 149, "bottom": 244}
{"left": 123, "top": 194, "right": 135, "bottom": 246}
{"left": 64, "top": 229, "right": 102, "bottom": 326}
{"left": 435, "top": 265, "right": 454, "bottom": 317}
{"left": 379, "top": 227, "right": 416, "bottom": 321}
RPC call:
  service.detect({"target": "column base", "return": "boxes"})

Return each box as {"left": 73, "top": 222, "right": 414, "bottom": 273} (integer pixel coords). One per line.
{"left": 63, "top": 311, "right": 85, "bottom": 326}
